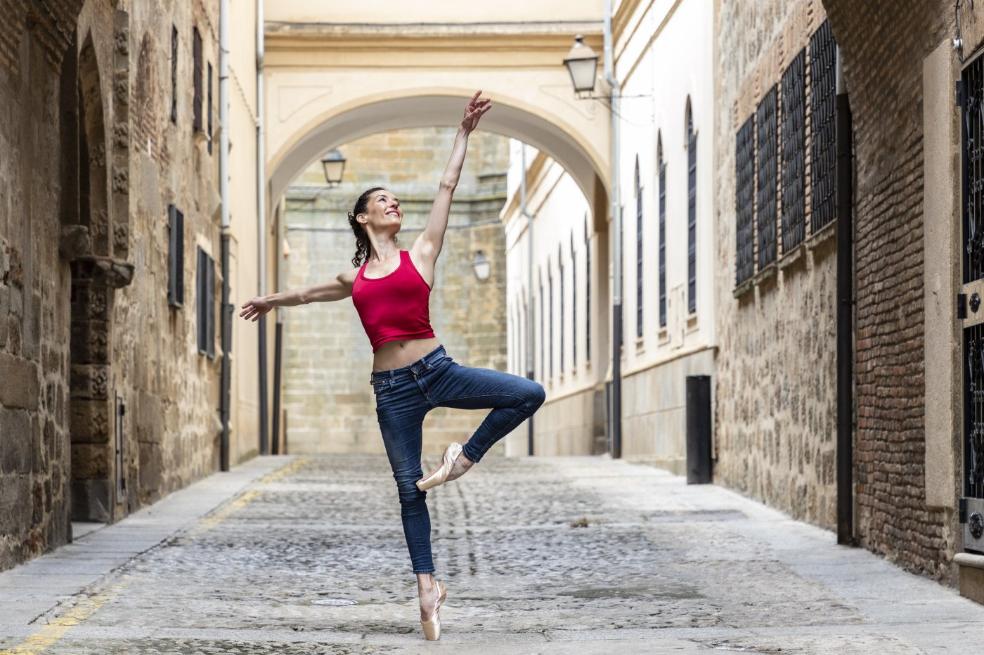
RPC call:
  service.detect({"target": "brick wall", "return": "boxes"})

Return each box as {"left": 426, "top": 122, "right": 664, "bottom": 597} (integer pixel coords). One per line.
{"left": 820, "top": 0, "right": 956, "bottom": 580}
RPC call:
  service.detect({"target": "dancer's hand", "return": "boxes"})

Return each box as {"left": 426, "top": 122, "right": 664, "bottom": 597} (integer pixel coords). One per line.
{"left": 239, "top": 296, "right": 273, "bottom": 322}
{"left": 460, "top": 90, "right": 491, "bottom": 134}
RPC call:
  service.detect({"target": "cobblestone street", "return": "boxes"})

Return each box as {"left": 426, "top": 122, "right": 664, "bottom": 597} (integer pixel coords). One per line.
{"left": 1, "top": 454, "right": 982, "bottom": 654}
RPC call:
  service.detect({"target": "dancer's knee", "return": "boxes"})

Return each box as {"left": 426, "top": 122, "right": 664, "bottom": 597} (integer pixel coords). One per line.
{"left": 522, "top": 382, "right": 546, "bottom": 414}
{"left": 395, "top": 475, "right": 426, "bottom": 507}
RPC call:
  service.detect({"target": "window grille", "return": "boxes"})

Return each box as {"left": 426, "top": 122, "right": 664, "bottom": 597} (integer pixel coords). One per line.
{"left": 756, "top": 85, "right": 778, "bottom": 269}
{"left": 207, "top": 62, "right": 213, "bottom": 154}
{"left": 810, "top": 19, "right": 836, "bottom": 232}
{"left": 584, "top": 218, "right": 591, "bottom": 363}
{"left": 735, "top": 116, "right": 755, "bottom": 285}
{"left": 781, "top": 49, "right": 806, "bottom": 252}
{"left": 635, "top": 156, "right": 644, "bottom": 338}
{"left": 571, "top": 233, "right": 577, "bottom": 369}
{"left": 559, "top": 246, "right": 564, "bottom": 375}
{"left": 548, "top": 265, "right": 554, "bottom": 379}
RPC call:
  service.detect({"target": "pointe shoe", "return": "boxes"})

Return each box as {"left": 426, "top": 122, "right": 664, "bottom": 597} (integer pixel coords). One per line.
{"left": 420, "top": 579, "right": 447, "bottom": 640}
{"left": 417, "top": 442, "right": 464, "bottom": 492}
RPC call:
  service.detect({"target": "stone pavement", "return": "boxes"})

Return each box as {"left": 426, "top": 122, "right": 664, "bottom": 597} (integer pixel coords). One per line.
{"left": 1, "top": 454, "right": 982, "bottom": 654}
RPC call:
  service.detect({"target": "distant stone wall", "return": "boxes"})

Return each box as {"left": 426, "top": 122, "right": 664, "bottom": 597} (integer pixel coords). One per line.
{"left": 282, "top": 128, "right": 510, "bottom": 455}
{"left": 713, "top": 0, "right": 839, "bottom": 530}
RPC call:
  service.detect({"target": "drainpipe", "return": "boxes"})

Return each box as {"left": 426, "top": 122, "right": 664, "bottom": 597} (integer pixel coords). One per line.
{"left": 218, "top": 0, "right": 231, "bottom": 471}
{"left": 835, "top": 45, "right": 855, "bottom": 546}
{"left": 256, "top": 0, "right": 269, "bottom": 455}
{"left": 521, "top": 143, "right": 535, "bottom": 456}
{"left": 604, "top": 0, "right": 623, "bottom": 459}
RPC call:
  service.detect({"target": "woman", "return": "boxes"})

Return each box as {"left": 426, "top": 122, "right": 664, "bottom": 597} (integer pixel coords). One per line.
{"left": 239, "top": 91, "right": 546, "bottom": 641}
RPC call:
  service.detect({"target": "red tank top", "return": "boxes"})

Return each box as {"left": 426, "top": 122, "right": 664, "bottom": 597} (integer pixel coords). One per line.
{"left": 351, "top": 250, "right": 436, "bottom": 352}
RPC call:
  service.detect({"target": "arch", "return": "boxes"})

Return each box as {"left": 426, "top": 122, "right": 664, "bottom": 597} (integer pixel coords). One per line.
{"left": 78, "top": 32, "right": 109, "bottom": 257}
{"left": 267, "top": 91, "right": 609, "bottom": 218}
{"left": 684, "top": 95, "right": 693, "bottom": 140}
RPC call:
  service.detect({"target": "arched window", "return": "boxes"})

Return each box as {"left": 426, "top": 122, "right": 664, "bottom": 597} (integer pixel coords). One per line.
{"left": 686, "top": 98, "right": 697, "bottom": 315}
{"left": 657, "top": 133, "right": 667, "bottom": 328}
{"left": 634, "top": 155, "right": 643, "bottom": 339}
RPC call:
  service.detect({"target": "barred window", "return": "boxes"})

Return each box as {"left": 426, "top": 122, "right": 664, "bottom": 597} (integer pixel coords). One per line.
{"left": 192, "top": 27, "right": 203, "bottom": 133}
{"left": 810, "top": 19, "right": 836, "bottom": 232}
{"left": 548, "top": 263, "right": 554, "bottom": 379}
{"left": 686, "top": 102, "right": 697, "bottom": 314}
{"left": 658, "top": 135, "right": 667, "bottom": 327}
{"left": 735, "top": 116, "right": 755, "bottom": 286}
{"left": 167, "top": 205, "right": 184, "bottom": 307}
{"left": 781, "top": 49, "right": 806, "bottom": 252}
{"left": 539, "top": 274, "right": 545, "bottom": 380}
{"left": 756, "top": 85, "right": 778, "bottom": 269}
{"left": 196, "top": 247, "right": 215, "bottom": 358}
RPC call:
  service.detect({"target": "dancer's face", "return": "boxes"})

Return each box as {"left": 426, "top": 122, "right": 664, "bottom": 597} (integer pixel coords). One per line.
{"left": 361, "top": 189, "right": 402, "bottom": 231}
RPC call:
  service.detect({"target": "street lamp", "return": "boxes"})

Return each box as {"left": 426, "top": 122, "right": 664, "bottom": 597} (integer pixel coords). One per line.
{"left": 472, "top": 250, "right": 491, "bottom": 281}
{"left": 563, "top": 35, "right": 599, "bottom": 97}
{"left": 320, "top": 149, "right": 346, "bottom": 187}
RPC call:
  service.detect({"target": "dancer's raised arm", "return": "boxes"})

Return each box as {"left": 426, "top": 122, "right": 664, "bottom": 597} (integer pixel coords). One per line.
{"left": 411, "top": 91, "right": 491, "bottom": 274}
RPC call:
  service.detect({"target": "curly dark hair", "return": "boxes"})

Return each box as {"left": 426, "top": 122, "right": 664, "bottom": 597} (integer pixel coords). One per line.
{"left": 347, "top": 186, "right": 387, "bottom": 268}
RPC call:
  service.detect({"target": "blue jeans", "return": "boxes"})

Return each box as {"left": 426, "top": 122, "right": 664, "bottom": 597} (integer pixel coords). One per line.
{"left": 370, "top": 344, "right": 546, "bottom": 574}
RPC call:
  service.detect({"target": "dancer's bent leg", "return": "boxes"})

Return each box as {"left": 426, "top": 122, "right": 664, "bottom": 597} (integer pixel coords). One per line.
{"left": 428, "top": 361, "right": 546, "bottom": 463}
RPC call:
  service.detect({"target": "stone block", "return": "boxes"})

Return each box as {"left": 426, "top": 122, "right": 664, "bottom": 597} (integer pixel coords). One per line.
{"left": 0, "top": 408, "right": 31, "bottom": 474}
{"left": 70, "top": 398, "right": 110, "bottom": 443}
{"left": 70, "top": 321, "right": 109, "bottom": 364}
{"left": 70, "top": 364, "right": 109, "bottom": 401}
{"left": 957, "top": 554, "right": 984, "bottom": 606}
{"left": 71, "top": 442, "right": 109, "bottom": 479}
{"left": 0, "top": 474, "right": 30, "bottom": 535}
{"left": 0, "top": 352, "right": 39, "bottom": 409}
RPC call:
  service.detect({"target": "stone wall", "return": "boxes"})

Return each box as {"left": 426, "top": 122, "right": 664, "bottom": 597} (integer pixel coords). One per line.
{"left": 0, "top": 0, "right": 239, "bottom": 571}
{"left": 713, "top": 0, "right": 839, "bottom": 530}
{"left": 282, "top": 127, "right": 510, "bottom": 455}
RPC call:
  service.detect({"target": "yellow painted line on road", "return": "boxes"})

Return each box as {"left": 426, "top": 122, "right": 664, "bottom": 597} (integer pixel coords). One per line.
{"left": 0, "top": 581, "right": 127, "bottom": 655}
{"left": 0, "top": 457, "right": 307, "bottom": 654}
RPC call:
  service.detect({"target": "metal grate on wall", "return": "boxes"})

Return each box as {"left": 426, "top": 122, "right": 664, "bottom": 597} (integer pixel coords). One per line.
{"left": 756, "top": 85, "right": 778, "bottom": 269}
{"left": 735, "top": 116, "right": 755, "bottom": 286}
{"left": 658, "top": 153, "right": 667, "bottom": 325}
{"left": 781, "top": 49, "right": 807, "bottom": 253}
{"left": 810, "top": 19, "right": 836, "bottom": 233}
{"left": 687, "top": 115, "right": 698, "bottom": 314}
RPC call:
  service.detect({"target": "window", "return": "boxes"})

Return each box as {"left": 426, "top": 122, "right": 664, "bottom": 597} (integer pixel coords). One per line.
{"left": 558, "top": 245, "right": 564, "bottom": 375}
{"left": 756, "top": 85, "right": 778, "bottom": 270}
{"left": 634, "top": 156, "right": 644, "bottom": 338}
{"left": 167, "top": 205, "right": 184, "bottom": 307}
{"left": 735, "top": 116, "right": 756, "bottom": 286}
{"left": 571, "top": 233, "right": 577, "bottom": 369}
{"left": 810, "top": 19, "right": 837, "bottom": 232}
{"left": 539, "top": 273, "right": 545, "bottom": 380}
{"left": 170, "top": 25, "right": 178, "bottom": 124}
{"left": 196, "top": 247, "right": 215, "bottom": 358}
{"left": 192, "top": 27, "right": 203, "bottom": 133}
{"left": 548, "top": 263, "right": 554, "bottom": 379}
{"left": 781, "top": 49, "right": 806, "bottom": 252}
{"left": 584, "top": 217, "right": 591, "bottom": 363}
{"left": 207, "top": 61, "right": 213, "bottom": 154}
{"left": 686, "top": 101, "right": 697, "bottom": 315}
{"left": 658, "top": 135, "right": 667, "bottom": 327}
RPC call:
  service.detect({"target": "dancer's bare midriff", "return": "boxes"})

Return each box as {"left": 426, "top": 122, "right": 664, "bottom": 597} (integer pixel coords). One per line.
{"left": 372, "top": 336, "right": 442, "bottom": 372}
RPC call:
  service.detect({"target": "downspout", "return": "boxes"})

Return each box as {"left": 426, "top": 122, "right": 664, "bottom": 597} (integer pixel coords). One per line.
{"left": 835, "top": 45, "right": 855, "bottom": 545}
{"left": 604, "top": 0, "right": 623, "bottom": 459}
{"left": 218, "top": 0, "right": 231, "bottom": 471}
{"left": 256, "top": 0, "right": 269, "bottom": 455}
{"left": 521, "top": 143, "right": 535, "bottom": 456}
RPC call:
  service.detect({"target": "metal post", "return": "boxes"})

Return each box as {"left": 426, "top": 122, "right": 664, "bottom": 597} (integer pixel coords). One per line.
{"left": 218, "top": 0, "right": 231, "bottom": 471}
{"left": 604, "top": 0, "right": 622, "bottom": 459}
{"left": 521, "top": 143, "right": 535, "bottom": 456}
{"left": 256, "top": 0, "right": 269, "bottom": 455}
{"left": 835, "top": 46, "right": 855, "bottom": 546}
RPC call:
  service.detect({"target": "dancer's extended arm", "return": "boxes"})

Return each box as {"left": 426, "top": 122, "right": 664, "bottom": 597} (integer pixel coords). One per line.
{"left": 238, "top": 268, "right": 358, "bottom": 321}
{"left": 412, "top": 91, "right": 492, "bottom": 274}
